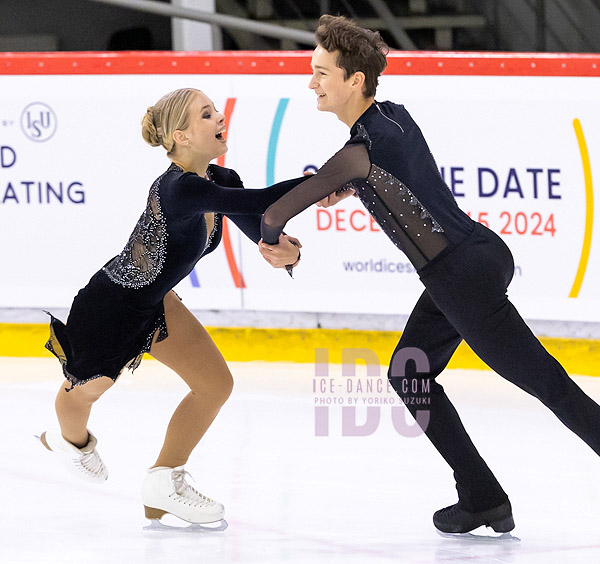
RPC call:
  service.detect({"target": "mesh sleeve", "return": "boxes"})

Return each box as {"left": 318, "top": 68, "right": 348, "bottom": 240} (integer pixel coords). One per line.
{"left": 260, "top": 143, "right": 371, "bottom": 245}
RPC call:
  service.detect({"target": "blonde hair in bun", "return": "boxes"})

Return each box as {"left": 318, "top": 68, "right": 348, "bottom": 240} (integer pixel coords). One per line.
{"left": 141, "top": 88, "right": 199, "bottom": 154}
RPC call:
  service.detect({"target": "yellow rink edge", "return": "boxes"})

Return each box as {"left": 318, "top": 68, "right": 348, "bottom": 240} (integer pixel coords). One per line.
{"left": 1, "top": 322, "right": 599, "bottom": 377}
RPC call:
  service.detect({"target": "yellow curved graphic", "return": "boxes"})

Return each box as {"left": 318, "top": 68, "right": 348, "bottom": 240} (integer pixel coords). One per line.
{"left": 569, "top": 119, "right": 594, "bottom": 298}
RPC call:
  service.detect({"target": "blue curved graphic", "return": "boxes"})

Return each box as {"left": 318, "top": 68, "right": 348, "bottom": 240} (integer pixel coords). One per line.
{"left": 266, "top": 98, "right": 289, "bottom": 185}
{"left": 189, "top": 268, "right": 200, "bottom": 288}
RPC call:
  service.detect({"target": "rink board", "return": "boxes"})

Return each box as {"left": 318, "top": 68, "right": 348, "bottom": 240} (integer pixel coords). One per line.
{"left": 0, "top": 51, "right": 599, "bottom": 325}
{"left": 0, "top": 321, "right": 598, "bottom": 376}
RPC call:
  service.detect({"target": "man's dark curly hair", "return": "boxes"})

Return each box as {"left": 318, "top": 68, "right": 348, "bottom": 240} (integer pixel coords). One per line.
{"left": 315, "top": 14, "right": 389, "bottom": 98}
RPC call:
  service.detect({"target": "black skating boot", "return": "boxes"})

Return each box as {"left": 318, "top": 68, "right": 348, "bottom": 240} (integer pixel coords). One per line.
{"left": 433, "top": 500, "right": 515, "bottom": 534}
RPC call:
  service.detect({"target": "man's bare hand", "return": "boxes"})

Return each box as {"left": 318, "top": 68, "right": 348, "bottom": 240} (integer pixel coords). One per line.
{"left": 258, "top": 234, "right": 302, "bottom": 268}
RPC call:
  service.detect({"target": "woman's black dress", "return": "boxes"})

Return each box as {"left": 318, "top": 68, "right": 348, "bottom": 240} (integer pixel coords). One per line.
{"left": 46, "top": 163, "right": 304, "bottom": 388}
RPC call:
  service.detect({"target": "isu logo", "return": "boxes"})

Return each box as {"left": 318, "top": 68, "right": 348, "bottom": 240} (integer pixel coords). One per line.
{"left": 20, "top": 102, "right": 57, "bottom": 142}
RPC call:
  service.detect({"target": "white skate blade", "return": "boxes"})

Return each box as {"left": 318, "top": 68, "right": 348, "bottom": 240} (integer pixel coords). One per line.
{"left": 144, "top": 518, "right": 228, "bottom": 533}
{"left": 436, "top": 527, "right": 520, "bottom": 542}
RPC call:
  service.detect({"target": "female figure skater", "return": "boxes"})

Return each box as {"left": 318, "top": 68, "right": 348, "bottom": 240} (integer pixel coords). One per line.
{"left": 259, "top": 15, "right": 600, "bottom": 535}
{"left": 41, "top": 87, "right": 303, "bottom": 526}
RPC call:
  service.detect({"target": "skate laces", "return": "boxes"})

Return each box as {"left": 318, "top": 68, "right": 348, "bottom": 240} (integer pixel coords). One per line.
{"left": 76, "top": 449, "right": 106, "bottom": 477}
{"left": 171, "top": 468, "right": 216, "bottom": 508}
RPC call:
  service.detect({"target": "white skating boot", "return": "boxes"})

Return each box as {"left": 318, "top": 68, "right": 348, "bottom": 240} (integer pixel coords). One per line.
{"left": 39, "top": 429, "right": 108, "bottom": 483}
{"left": 141, "top": 466, "right": 226, "bottom": 530}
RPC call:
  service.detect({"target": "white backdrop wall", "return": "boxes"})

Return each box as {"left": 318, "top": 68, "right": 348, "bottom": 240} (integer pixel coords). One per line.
{"left": 0, "top": 52, "right": 598, "bottom": 323}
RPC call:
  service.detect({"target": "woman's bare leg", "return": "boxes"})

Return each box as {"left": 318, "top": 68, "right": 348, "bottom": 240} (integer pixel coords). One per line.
{"left": 55, "top": 376, "right": 115, "bottom": 447}
{"left": 149, "top": 291, "right": 233, "bottom": 468}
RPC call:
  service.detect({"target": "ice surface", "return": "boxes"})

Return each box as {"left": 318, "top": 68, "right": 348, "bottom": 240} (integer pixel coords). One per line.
{"left": 1, "top": 357, "right": 599, "bottom": 563}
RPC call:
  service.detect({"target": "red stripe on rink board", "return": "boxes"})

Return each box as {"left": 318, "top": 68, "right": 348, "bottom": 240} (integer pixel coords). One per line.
{"left": 215, "top": 97, "right": 248, "bottom": 290}
{"left": 0, "top": 51, "right": 599, "bottom": 77}
{"left": 221, "top": 217, "right": 246, "bottom": 289}
{"left": 216, "top": 97, "right": 236, "bottom": 167}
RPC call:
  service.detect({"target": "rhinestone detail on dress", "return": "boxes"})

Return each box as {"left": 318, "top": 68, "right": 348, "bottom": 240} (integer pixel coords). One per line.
{"left": 353, "top": 165, "right": 444, "bottom": 234}
{"left": 103, "top": 172, "right": 168, "bottom": 289}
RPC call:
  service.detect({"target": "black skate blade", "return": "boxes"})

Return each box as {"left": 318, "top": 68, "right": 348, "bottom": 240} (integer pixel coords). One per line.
{"left": 436, "top": 528, "right": 520, "bottom": 542}
{"left": 144, "top": 519, "right": 228, "bottom": 533}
